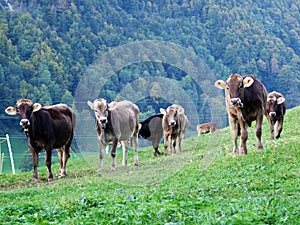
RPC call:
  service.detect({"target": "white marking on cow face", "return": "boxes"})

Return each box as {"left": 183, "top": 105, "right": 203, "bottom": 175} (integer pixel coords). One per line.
{"left": 169, "top": 119, "right": 176, "bottom": 127}
{"left": 230, "top": 98, "right": 244, "bottom": 108}
{"left": 269, "top": 112, "right": 276, "bottom": 117}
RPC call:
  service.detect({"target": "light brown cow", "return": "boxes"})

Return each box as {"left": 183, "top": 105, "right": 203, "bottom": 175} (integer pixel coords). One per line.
{"left": 215, "top": 74, "right": 267, "bottom": 155}
{"left": 197, "top": 122, "right": 218, "bottom": 136}
{"left": 265, "top": 91, "right": 286, "bottom": 139}
{"left": 87, "top": 99, "right": 140, "bottom": 170}
{"left": 160, "top": 104, "right": 188, "bottom": 155}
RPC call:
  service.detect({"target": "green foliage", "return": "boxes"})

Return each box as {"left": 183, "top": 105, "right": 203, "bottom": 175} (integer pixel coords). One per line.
{"left": 0, "top": 106, "right": 299, "bottom": 224}
{"left": 0, "top": 0, "right": 299, "bottom": 121}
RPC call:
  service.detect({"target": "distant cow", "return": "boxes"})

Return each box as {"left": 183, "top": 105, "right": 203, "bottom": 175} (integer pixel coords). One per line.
{"left": 5, "top": 99, "right": 76, "bottom": 181}
{"left": 215, "top": 74, "right": 267, "bottom": 155}
{"left": 139, "top": 113, "right": 164, "bottom": 156}
{"left": 87, "top": 99, "right": 140, "bottom": 170}
{"left": 265, "top": 91, "right": 286, "bottom": 139}
{"left": 197, "top": 122, "right": 218, "bottom": 136}
{"left": 160, "top": 104, "right": 188, "bottom": 154}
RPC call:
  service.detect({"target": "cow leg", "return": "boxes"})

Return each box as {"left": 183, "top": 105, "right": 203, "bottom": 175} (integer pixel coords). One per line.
{"left": 269, "top": 119, "right": 275, "bottom": 140}
{"left": 110, "top": 139, "right": 118, "bottom": 170}
{"left": 57, "top": 146, "right": 69, "bottom": 178}
{"left": 163, "top": 134, "right": 170, "bottom": 155}
{"left": 170, "top": 137, "right": 176, "bottom": 154}
{"left": 30, "top": 146, "right": 39, "bottom": 181}
{"left": 45, "top": 148, "right": 54, "bottom": 181}
{"left": 122, "top": 141, "right": 128, "bottom": 167}
{"left": 255, "top": 114, "right": 264, "bottom": 151}
{"left": 153, "top": 139, "right": 162, "bottom": 157}
{"left": 176, "top": 136, "right": 182, "bottom": 153}
{"left": 275, "top": 119, "right": 283, "bottom": 139}
{"left": 132, "top": 133, "right": 139, "bottom": 166}
{"left": 239, "top": 122, "right": 248, "bottom": 155}
{"left": 229, "top": 117, "right": 239, "bottom": 155}
{"left": 98, "top": 139, "right": 105, "bottom": 170}
{"left": 153, "top": 147, "right": 162, "bottom": 157}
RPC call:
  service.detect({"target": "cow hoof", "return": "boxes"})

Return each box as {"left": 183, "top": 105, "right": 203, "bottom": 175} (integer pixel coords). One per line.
{"left": 58, "top": 174, "right": 67, "bottom": 179}
{"left": 111, "top": 167, "right": 116, "bottom": 171}
{"left": 96, "top": 168, "right": 103, "bottom": 172}
{"left": 48, "top": 177, "right": 54, "bottom": 182}
{"left": 32, "top": 177, "right": 38, "bottom": 182}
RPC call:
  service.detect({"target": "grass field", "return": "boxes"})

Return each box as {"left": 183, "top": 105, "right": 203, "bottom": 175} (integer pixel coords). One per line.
{"left": 0, "top": 106, "right": 299, "bottom": 224}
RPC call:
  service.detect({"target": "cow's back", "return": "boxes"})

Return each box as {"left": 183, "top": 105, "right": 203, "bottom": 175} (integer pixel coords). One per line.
{"left": 31, "top": 105, "right": 75, "bottom": 148}
{"left": 109, "top": 101, "right": 139, "bottom": 140}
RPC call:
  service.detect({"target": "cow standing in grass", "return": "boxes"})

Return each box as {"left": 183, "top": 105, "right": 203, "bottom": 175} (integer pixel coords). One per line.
{"left": 215, "top": 74, "right": 267, "bottom": 155}
{"left": 139, "top": 113, "right": 164, "bottom": 157}
{"left": 160, "top": 104, "right": 188, "bottom": 155}
{"left": 5, "top": 99, "right": 76, "bottom": 181}
{"left": 87, "top": 99, "right": 140, "bottom": 170}
{"left": 265, "top": 91, "right": 286, "bottom": 139}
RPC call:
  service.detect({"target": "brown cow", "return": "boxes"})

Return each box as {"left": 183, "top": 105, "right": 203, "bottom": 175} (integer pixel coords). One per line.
{"left": 5, "top": 99, "right": 76, "bottom": 181}
{"left": 160, "top": 104, "right": 188, "bottom": 155}
{"left": 139, "top": 113, "right": 164, "bottom": 156}
{"left": 87, "top": 99, "right": 140, "bottom": 170}
{"left": 197, "top": 122, "right": 219, "bottom": 136}
{"left": 265, "top": 91, "right": 286, "bottom": 139}
{"left": 215, "top": 74, "right": 267, "bottom": 155}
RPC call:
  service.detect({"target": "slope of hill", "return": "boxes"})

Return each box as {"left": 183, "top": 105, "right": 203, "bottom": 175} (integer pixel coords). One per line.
{"left": 0, "top": 106, "right": 299, "bottom": 224}
{"left": 0, "top": 0, "right": 300, "bottom": 135}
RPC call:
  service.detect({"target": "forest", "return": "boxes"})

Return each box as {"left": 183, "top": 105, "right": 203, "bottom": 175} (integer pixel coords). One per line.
{"left": 0, "top": 0, "right": 299, "bottom": 135}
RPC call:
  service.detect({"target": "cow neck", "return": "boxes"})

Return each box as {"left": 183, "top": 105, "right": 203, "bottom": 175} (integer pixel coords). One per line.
{"left": 104, "top": 109, "right": 113, "bottom": 132}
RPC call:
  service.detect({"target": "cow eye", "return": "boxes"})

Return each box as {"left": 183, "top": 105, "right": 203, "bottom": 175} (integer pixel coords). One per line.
{"left": 94, "top": 109, "right": 98, "bottom": 113}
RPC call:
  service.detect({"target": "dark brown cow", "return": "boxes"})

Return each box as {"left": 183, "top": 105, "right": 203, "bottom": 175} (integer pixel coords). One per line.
{"left": 265, "top": 91, "right": 286, "bottom": 139}
{"left": 5, "top": 99, "right": 76, "bottom": 181}
{"left": 87, "top": 99, "right": 140, "bottom": 170}
{"left": 160, "top": 104, "right": 188, "bottom": 155}
{"left": 139, "top": 113, "right": 164, "bottom": 156}
{"left": 197, "top": 122, "right": 219, "bottom": 136}
{"left": 215, "top": 74, "right": 267, "bottom": 155}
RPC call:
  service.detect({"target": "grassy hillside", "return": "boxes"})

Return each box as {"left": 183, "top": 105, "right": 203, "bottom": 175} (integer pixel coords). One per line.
{"left": 0, "top": 106, "right": 299, "bottom": 224}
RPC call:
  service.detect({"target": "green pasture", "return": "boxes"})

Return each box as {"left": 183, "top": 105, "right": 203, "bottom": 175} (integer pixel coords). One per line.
{"left": 0, "top": 107, "right": 299, "bottom": 224}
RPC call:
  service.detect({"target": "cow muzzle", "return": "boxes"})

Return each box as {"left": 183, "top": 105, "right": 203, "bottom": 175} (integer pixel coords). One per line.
{"left": 99, "top": 117, "right": 107, "bottom": 129}
{"left": 269, "top": 112, "right": 276, "bottom": 117}
{"left": 20, "top": 119, "right": 30, "bottom": 131}
{"left": 169, "top": 120, "right": 176, "bottom": 127}
{"left": 230, "top": 98, "right": 243, "bottom": 108}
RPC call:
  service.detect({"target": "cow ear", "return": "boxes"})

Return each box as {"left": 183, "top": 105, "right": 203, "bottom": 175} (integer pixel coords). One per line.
{"left": 5, "top": 106, "right": 17, "bottom": 115}
{"left": 33, "top": 103, "right": 42, "bottom": 112}
{"left": 243, "top": 77, "right": 254, "bottom": 88}
{"left": 87, "top": 100, "right": 94, "bottom": 109}
{"left": 215, "top": 80, "right": 227, "bottom": 89}
{"left": 178, "top": 107, "right": 185, "bottom": 114}
{"left": 277, "top": 97, "right": 285, "bottom": 105}
{"left": 108, "top": 101, "right": 117, "bottom": 110}
{"left": 160, "top": 108, "right": 166, "bottom": 115}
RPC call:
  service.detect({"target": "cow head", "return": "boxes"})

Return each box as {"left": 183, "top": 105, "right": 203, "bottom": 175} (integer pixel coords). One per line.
{"left": 88, "top": 98, "right": 114, "bottom": 129}
{"left": 5, "top": 99, "right": 42, "bottom": 131}
{"left": 160, "top": 104, "right": 184, "bottom": 127}
{"left": 215, "top": 74, "right": 254, "bottom": 108}
{"left": 266, "top": 91, "right": 285, "bottom": 118}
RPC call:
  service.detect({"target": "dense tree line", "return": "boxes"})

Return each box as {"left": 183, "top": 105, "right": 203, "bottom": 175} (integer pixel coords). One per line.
{"left": 0, "top": 0, "right": 299, "bottom": 134}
